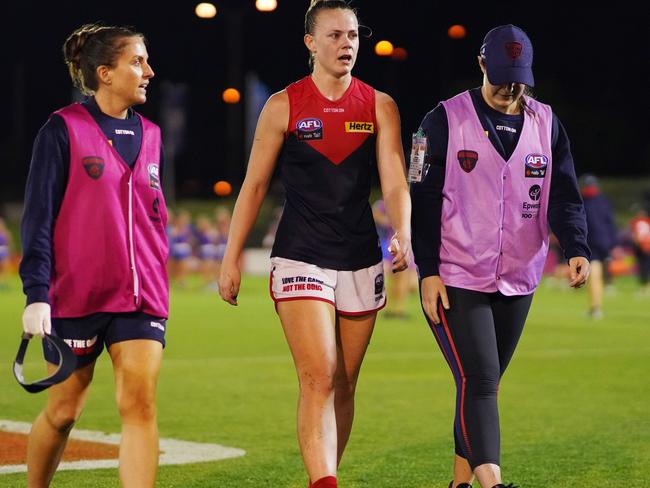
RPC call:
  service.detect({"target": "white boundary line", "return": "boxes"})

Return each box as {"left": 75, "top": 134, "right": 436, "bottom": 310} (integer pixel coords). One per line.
{"left": 0, "top": 420, "right": 246, "bottom": 474}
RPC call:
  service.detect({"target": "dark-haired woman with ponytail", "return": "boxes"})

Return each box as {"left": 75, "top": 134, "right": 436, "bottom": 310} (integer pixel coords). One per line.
{"left": 219, "top": 1, "right": 411, "bottom": 486}
{"left": 411, "top": 25, "right": 590, "bottom": 488}
{"left": 19, "top": 24, "right": 168, "bottom": 487}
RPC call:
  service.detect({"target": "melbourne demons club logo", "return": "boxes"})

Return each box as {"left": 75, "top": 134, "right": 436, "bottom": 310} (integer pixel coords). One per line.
{"left": 82, "top": 156, "right": 105, "bottom": 180}
{"left": 505, "top": 41, "right": 522, "bottom": 59}
{"left": 457, "top": 150, "right": 478, "bottom": 173}
{"left": 296, "top": 118, "right": 323, "bottom": 141}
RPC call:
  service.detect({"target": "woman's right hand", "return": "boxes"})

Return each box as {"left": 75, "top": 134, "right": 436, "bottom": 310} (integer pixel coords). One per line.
{"left": 219, "top": 260, "right": 241, "bottom": 306}
{"left": 420, "top": 275, "right": 449, "bottom": 325}
{"left": 23, "top": 302, "right": 52, "bottom": 337}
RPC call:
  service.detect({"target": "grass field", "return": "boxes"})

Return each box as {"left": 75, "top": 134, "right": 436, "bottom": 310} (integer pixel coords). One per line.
{"left": 0, "top": 273, "right": 648, "bottom": 487}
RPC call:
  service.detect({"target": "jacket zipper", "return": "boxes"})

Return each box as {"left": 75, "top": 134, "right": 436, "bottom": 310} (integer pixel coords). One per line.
{"left": 128, "top": 174, "right": 139, "bottom": 304}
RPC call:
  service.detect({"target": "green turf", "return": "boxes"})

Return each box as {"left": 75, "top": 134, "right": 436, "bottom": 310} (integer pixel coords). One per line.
{"left": 0, "top": 274, "right": 648, "bottom": 487}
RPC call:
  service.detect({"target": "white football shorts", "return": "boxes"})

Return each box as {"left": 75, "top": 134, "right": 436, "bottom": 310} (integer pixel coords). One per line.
{"left": 270, "top": 257, "right": 386, "bottom": 316}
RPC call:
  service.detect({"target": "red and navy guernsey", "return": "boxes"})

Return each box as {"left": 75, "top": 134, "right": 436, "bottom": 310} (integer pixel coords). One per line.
{"left": 271, "top": 76, "right": 382, "bottom": 270}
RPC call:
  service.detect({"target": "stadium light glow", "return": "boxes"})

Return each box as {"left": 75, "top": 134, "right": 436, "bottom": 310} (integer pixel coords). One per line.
{"left": 448, "top": 24, "right": 466, "bottom": 39}
{"left": 255, "top": 0, "right": 277, "bottom": 12}
{"left": 195, "top": 3, "right": 217, "bottom": 19}
{"left": 374, "top": 40, "right": 394, "bottom": 57}
{"left": 391, "top": 47, "right": 408, "bottom": 61}
{"left": 222, "top": 88, "right": 241, "bottom": 104}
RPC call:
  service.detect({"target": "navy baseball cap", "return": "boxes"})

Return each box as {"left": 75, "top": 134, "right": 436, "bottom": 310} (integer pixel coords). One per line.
{"left": 480, "top": 24, "right": 534, "bottom": 87}
{"left": 14, "top": 332, "right": 77, "bottom": 393}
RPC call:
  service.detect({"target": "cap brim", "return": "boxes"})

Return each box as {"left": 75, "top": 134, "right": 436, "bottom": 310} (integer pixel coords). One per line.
{"left": 14, "top": 333, "right": 77, "bottom": 393}
{"left": 487, "top": 66, "right": 535, "bottom": 87}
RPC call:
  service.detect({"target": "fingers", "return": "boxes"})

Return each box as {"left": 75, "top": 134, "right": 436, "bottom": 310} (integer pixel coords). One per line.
{"left": 389, "top": 237, "right": 411, "bottom": 273}
{"left": 43, "top": 315, "right": 52, "bottom": 336}
{"left": 22, "top": 304, "right": 50, "bottom": 337}
{"left": 568, "top": 258, "right": 590, "bottom": 288}
{"left": 425, "top": 300, "right": 440, "bottom": 324}
{"left": 391, "top": 253, "right": 408, "bottom": 272}
{"left": 219, "top": 276, "right": 239, "bottom": 306}
{"left": 422, "top": 289, "right": 440, "bottom": 324}
{"left": 439, "top": 286, "right": 450, "bottom": 310}
{"left": 570, "top": 268, "right": 588, "bottom": 288}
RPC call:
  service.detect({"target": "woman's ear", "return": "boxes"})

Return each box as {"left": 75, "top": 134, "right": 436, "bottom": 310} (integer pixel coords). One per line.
{"left": 477, "top": 56, "right": 487, "bottom": 75}
{"left": 304, "top": 33, "right": 316, "bottom": 56}
{"left": 96, "top": 65, "right": 113, "bottom": 86}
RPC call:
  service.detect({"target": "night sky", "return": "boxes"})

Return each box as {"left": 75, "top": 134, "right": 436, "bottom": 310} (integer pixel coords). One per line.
{"left": 2, "top": 1, "right": 649, "bottom": 202}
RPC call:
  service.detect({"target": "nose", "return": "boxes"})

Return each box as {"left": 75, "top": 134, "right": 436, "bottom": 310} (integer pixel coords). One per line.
{"left": 144, "top": 61, "right": 155, "bottom": 79}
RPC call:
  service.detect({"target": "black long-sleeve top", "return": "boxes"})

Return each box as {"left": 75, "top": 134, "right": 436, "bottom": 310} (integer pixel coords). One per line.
{"left": 411, "top": 88, "right": 590, "bottom": 279}
{"left": 19, "top": 97, "right": 164, "bottom": 305}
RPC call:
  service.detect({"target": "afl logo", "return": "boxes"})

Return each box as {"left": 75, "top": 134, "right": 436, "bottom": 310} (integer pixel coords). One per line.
{"left": 296, "top": 118, "right": 323, "bottom": 141}
{"left": 529, "top": 185, "right": 541, "bottom": 201}
{"left": 148, "top": 163, "right": 160, "bottom": 190}
{"left": 525, "top": 154, "right": 548, "bottom": 178}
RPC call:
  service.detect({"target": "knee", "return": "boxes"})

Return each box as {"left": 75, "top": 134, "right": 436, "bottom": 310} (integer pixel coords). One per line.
{"left": 116, "top": 383, "right": 157, "bottom": 423}
{"left": 297, "top": 366, "right": 336, "bottom": 397}
{"left": 45, "top": 399, "right": 84, "bottom": 434}
{"left": 464, "top": 370, "right": 500, "bottom": 398}
{"left": 334, "top": 372, "right": 358, "bottom": 402}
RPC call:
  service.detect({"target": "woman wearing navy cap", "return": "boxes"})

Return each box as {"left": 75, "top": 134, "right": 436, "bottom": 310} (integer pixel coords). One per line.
{"left": 411, "top": 25, "right": 590, "bottom": 488}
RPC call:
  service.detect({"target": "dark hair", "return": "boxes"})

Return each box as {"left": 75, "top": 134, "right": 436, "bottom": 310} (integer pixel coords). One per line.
{"left": 304, "top": 0, "right": 357, "bottom": 69}
{"left": 63, "top": 23, "right": 145, "bottom": 95}
{"left": 520, "top": 86, "right": 536, "bottom": 115}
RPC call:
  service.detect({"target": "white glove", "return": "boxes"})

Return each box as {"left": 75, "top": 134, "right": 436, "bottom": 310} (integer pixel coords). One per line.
{"left": 22, "top": 302, "right": 52, "bottom": 337}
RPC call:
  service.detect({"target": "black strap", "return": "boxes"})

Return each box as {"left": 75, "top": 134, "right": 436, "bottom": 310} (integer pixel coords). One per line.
{"left": 13, "top": 333, "right": 77, "bottom": 393}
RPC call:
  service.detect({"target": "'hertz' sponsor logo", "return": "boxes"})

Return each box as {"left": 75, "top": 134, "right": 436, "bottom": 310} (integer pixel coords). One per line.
{"left": 345, "top": 121, "right": 374, "bottom": 133}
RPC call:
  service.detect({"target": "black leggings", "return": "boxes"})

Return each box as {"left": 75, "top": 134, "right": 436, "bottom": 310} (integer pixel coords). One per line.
{"left": 423, "top": 285, "right": 533, "bottom": 469}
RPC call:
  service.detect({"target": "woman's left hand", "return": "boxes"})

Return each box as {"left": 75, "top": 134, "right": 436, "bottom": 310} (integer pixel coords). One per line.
{"left": 388, "top": 232, "right": 411, "bottom": 273}
{"left": 568, "top": 256, "right": 590, "bottom": 288}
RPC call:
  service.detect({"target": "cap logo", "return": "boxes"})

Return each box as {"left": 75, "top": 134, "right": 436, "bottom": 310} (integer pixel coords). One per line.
{"left": 505, "top": 41, "right": 522, "bottom": 59}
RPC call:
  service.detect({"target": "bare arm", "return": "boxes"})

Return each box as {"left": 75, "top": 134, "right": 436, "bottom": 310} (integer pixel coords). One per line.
{"left": 375, "top": 90, "right": 411, "bottom": 272}
{"left": 219, "top": 91, "right": 289, "bottom": 304}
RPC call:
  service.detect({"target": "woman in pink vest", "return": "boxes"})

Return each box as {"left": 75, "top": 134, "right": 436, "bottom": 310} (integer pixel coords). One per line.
{"left": 219, "top": 2, "right": 411, "bottom": 487}
{"left": 411, "top": 25, "right": 590, "bottom": 488}
{"left": 19, "top": 23, "right": 168, "bottom": 487}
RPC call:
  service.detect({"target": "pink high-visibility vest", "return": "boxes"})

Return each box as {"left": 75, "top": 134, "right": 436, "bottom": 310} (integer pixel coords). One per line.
{"left": 440, "top": 91, "right": 553, "bottom": 295}
{"left": 50, "top": 103, "right": 169, "bottom": 318}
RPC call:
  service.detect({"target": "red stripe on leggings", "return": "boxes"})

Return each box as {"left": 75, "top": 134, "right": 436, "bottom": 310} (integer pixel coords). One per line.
{"left": 439, "top": 304, "right": 474, "bottom": 459}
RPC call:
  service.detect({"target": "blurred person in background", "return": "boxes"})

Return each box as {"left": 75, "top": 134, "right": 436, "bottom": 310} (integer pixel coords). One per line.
{"left": 168, "top": 208, "right": 193, "bottom": 287}
{"left": 579, "top": 174, "right": 618, "bottom": 318}
{"left": 630, "top": 206, "right": 650, "bottom": 296}
{"left": 372, "top": 199, "right": 416, "bottom": 319}
{"left": 218, "top": 2, "right": 411, "bottom": 486}
{"left": 213, "top": 206, "right": 231, "bottom": 279}
{"left": 195, "top": 214, "right": 221, "bottom": 290}
{"left": 0, "top": 217, "right": 13, "bottom": 290}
